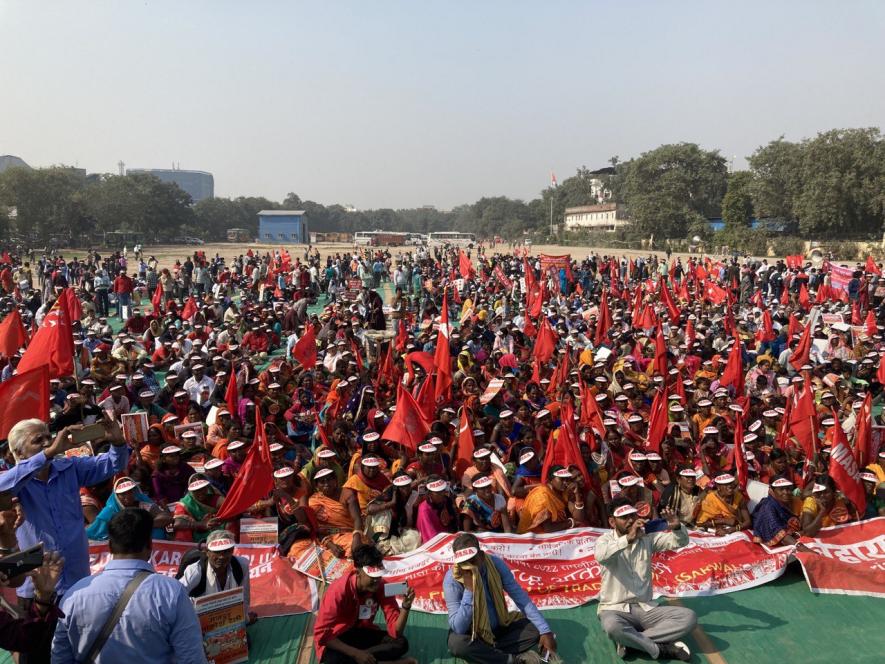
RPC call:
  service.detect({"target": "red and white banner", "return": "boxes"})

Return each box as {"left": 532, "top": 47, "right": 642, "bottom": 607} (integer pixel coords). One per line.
{"left": 493, "top": 265, "right": 514, "bottom": 290}
{"left": 88, "top": 540, "right": 317, "bottom": 617}
{"left": 794, "top": 517, "right": 885, "bottom": 598}
{"left": 825, "top": 262, "right": 855, "bottom": 292}
{"left": 296, "top": 528, "right": 791, "bottom": 613}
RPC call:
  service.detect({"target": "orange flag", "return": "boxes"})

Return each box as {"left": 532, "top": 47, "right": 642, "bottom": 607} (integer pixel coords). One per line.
{"left": 291, "top": 324, "right": 317, "bottom": 369}
{"left": 453, "top": 407, "right": 476, "bottom": 477}
{"left": 383, "top": 384, "right": 431, "bottom": 451}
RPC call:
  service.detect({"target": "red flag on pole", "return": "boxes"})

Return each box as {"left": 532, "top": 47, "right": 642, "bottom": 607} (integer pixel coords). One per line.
{"left": 828, "top": 410, "right": 866, "bottom": 515}
{"left": 540, "top": 400, "right": 591, "bottom": 483}
{"left": 659, "top": 278, "right": 681, "bottom": 322}
{"left": 291, "top": 325, "right": 317, "bottom": 369}
{"left": 383, "top": 384, "right": 430, "bottom": 451}
{"left": 733, "top": 407, "right": 748, "bottom": 490}
{"left": 214, "top": 408, "right": 274, "bottom": 521}
{"left": 458, "top": 250, "right": 475, "bottom": 279}
{"left": 0, "top": 309, "right": 28, "bottom": 357}
{"left": 652, "top": 321, "right": 668, "bottom": 378}
{"left": 865, "top": 256, "right": 881, "bottom": 276}
{"left": 17, "top": 301, "right": 74, "bottom": 379}
{"left": 645, "top": 388, "right": 669, "bottom": 453}
{"left": 225, "top": 366, "right": 239, "bottom": 422}
{"left": 719, "top": 341, "right": 745, "bottom": 396}
{"left": 594, "top": 289, "right": 611, "bottom": 347}
{"left": 532, "top": 318, "right": 557, "bottom": 363}
{"left": 181, "top": 297, "right": 198, "bottom": 320}
{"left": 865, "top": 310, "right": 877, "bottom": 339}
{"left": 152, "top": 283, "right": 165, "bottom": 314}
{"left": 789, "top": 314, "right": 814, "bottom": 371}
{"left": 61, "top": 288, "right": 83, "bottom": 326}
{"left": 854, "top": 392, "right": 873, "bottom": 470}
{"left": 453, "top": 407, "right": 476, "bottom": 477}
{"left": 789, "top": 386, "right": 818, "bottom": 460}
{"left": 433, "top": 288, "right": 452, "bottom": 403}
{"left": 0, "top": 365, "right": 50, "bottom": 440}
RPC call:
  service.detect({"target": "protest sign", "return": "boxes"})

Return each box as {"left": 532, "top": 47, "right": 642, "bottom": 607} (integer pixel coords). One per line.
{"left": 121, "top": 412, "right": 149, "bottom": 444}
{"left": 239, "top": 518, "right": 279, "bottom": 545}
{"left": 195, "top": 587, "right": 249, "bottom": 664}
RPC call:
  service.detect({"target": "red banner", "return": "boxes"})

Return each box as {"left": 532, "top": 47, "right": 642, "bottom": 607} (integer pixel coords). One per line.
{"left": 825, "top": 261, "right": 855, "bottom": 293}
{"left": 493, "top": 265, "right": 514, "bottom": 289}
{"left": 794, "top": 517, "right": 885, "bottom": 598}
{"left": 296, "top": 528, "right": 790, "bottom": 612}
{"left": 88, "top": 540, "right": 317, "bottom": 617}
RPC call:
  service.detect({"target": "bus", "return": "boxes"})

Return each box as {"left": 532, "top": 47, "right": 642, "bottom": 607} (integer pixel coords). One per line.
{"left": 427, "top": 231, "right": 476, "bottom": 248}
{"left": 353, "top": 230, "right": 408, "bottom": 246}
{"left": 226, "top": 228, "right": 252, "bottom": 242}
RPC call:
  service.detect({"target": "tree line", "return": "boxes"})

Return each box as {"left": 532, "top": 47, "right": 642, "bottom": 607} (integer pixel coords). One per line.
{"left": 1, "top": 127, "right": 882, "bottom": 247}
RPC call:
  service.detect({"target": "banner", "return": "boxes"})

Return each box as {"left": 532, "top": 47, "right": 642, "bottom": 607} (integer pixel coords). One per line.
{"left": 294, "top": 528, "right": 791, "bottom": 613}
{"left": 794, "top": 517, "right": 885, "bottom": 598}
{"left": 88, "top": 540, "right": 317, "bottom": 617}
{"left": 825, "top": 262, "right": 855, "bottom": 292}
{"left": 493, "top": 265, "right": 514, "bottom": 290}
{"left": 539, "top": 254, "right": 573, "bottom": 282}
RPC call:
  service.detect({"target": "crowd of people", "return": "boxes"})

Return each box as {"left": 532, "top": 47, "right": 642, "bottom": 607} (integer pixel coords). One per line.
{"left": 0, "top": 240, "right": 883, "bottom": 663}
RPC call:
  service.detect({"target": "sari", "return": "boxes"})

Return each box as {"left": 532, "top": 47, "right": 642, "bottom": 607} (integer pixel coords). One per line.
{"left": 517, "top": 484, "right": 567, "bottom": 534}
{"left": 416, "top": 498, "right": 457, "bottom": 542}
{"left": 696, "top": 491, "right": 744, "bottom": 527}
{"left": 87, "top": 489, "right": 166, "bottom": 541}
{"left": 173, "top": 491, "right": 222, "bottom": 542}
{"left": 343, "top": 468, "right": 391, "bottom": 512}
{"left": 751, "top": 496, "right": 803, "bottom": 546}
{"left": 801, "top": 496, "right": 854, "bottom": 526}
{"left": 286, "top": 492, "right": 355, "bottom": 558}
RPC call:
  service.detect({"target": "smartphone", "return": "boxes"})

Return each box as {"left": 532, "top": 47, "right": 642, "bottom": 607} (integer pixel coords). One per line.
{"left": 70, "top": 423, "right": 106, "bottom": 445}
{"left": 0, "top": 544, "right": 44, "bottom": 578}
{"left": 383, "top": 582, "right": 408, "bottom": 597}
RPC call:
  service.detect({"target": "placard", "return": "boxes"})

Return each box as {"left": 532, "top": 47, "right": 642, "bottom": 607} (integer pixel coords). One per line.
{"left": 174, "top": 422, "right": 206, "bottom": 446}
{"left": 65, "top": 441, "right": 94, "bottom": 458}
{"left": 239, "top": 517, "right": 279, "bottom": 545}
{"left": 194, "top": 587, "right": 249, "bottom": 664}
{"left": 121, "top": 412, "right": 149, "bottom": 444}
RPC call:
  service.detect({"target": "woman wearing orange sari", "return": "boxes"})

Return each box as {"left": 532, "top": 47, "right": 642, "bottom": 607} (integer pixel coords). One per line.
{"left": 517, "top": 466, "right": 584, "bottom": 534}
{"left": 286, "top": 468, "right": 364, "bottom": 560}
{"left": 695, "top": 473, "right": 751, "bottom": 535}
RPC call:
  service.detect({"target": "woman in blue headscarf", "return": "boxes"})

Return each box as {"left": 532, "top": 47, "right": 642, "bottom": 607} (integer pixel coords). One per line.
{"left": 86, "top": 476, "right": 172, "bottom": 541}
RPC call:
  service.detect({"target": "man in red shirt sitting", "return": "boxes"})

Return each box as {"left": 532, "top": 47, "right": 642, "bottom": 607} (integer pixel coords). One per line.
{"left": 240, "top": 326, "right": 270, "bottom": 356}
{"left": 313, "top": 544, "right": 417, "bottom": 664}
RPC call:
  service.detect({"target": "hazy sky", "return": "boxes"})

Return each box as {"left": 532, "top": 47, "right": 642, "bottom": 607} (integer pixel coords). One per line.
{"left": 2, "top": 1, "right": 883, "bottom": 209}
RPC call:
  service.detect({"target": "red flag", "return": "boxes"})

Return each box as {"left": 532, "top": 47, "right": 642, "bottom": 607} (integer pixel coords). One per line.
{"left": 0, "top": 309, "right": 28, "bottom": 357}
{"left": 594, "top": 289, "right": 611, "bottom": 347}
{"left": 214, "top": 407, "right": 275, "bottom": 520}
{"left": 798, "top": 283, "right": 810, "bottom": 309}
{"left": 395, "top": 319, "right": 408, "bottom": 352}
{"left": 181, "top": 297, "right": 198, "bottom": 320}
{"left": 62, "top": 288, "right": 83, "bottom": 325}
{"left": 652, "top": 321, "right": 668, "bottom": 378}
{"left": 789, "top": 386, "right": 818, "bottom": 460}
{"left": 433, "top": 288, "right": 452, "bottom": 402}
{"left": 579, "top": 380, "right": 606, "bottom": 439}
{"left": 719, "top": 341, "right": 745, "bottom": 396}
{"left": 314, "top": 413, "right": 331, "bottom": 448}
{"left": 225, "top": 366, "right": 239, "bottom": 422}
{"left": 704, "top": 281, "right": 728, "bottom": 305}
{"left": 878, "top": 352, "right": 885, "bottom": 386}
{"left": 540, "top": 400, "right": 591, "bottom": 483}
{"left": 291, "top": 325, "right": 317, "bottom": 369}
{"left": 533, "top": 318, "right": 557, "bottom": 363}
{"left": 828, "top": 410, "right": 866, "bottom": 515}
{"left": 0, "top": 365, "right": 50, "bottom": 440}
{"left": 151, "top": 283, "right": 165, "bottom": 314}
{"left": 865, "top": 256, "right": 881, "bottom": 276}
{"left": 453, "top": 408, "right": 476, "bottom": 477}
{"left": 756, "top": 310, "right": 775, "bottom": 344}
{"left": 646, "top": 388, "right": 669, "bottom": 453}
{"left": 659, "top": 278, "right": 681, "bottom": 323}
{"left": 458, "top": 250, "right": 475, "bottom": 279}
{"left": 685, "top": 316, "right": 696, "bottom": 349}
{"left": 383, "top": 384, "right": 431, "bottom": 451}
{"left": 523, "top": 315, "right": 537, "bottom": 338}
{"left": 414, "top": 375, "right": 437, "bottom": 422}
{"left": 780, "top": 285, "right": 790, "bottom": 306}
{"left": 789, "top": 314, "right": 813, "bottom": 370}
{"left": 733, "top": 407, "right": 748, "bottom": 490}
{"left": 17, "top": 301, "right": 74, "bottom": 379}
{"left": 865, "top": 309, "right": 877, "bottom": 339}
{"left": 854, "top": 392, "right": 873, "bottom": 469}
{"left": 787, "top": 312, "right": 802, "bottom": 340}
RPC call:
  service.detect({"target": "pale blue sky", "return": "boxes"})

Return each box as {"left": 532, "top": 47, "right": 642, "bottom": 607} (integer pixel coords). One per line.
{"left": 1, "top": 1, "right": 883, "bottom": 209}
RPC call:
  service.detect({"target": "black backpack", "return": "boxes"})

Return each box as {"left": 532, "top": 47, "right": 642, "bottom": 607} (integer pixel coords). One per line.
{"left": 175, "top": 548, "right": 244, "bottom": 597}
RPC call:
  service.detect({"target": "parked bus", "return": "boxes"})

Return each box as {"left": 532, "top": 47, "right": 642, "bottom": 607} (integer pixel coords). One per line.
{"left": 354, "top": 230, "right": 408, "bottom": 246}
{"left": 427, "top": 231, "right": 476, "bottom": 248}
{"left": 226, "top": 228, "right": 252, "bottom": 242}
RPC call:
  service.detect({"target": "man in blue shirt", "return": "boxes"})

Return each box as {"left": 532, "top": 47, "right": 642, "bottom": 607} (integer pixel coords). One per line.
{"left": 443, "top": 533, "right": 556, "bottom": 664}
{"left": 0, "top": 418, "right": 130, "bottom": 601}
{"left": 52, "top": 507, "right": 207, "bottom": 664}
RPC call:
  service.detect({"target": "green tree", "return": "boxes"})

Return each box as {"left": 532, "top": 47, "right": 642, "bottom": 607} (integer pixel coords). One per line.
{"left": 614, "top": 143, "right": 728, "bottom": 238}
{"left": 0, "top": 166, "right": 87, "bottom": 244}
{"left": 721, "top": 170, "right": 754, "bottom": 229}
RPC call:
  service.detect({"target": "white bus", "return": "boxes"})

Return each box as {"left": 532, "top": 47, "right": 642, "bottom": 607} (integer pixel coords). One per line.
{"left": 354, "top": 231, "right": 376, "bottom": 246}
{"left": 427, "top": 231, "right": 476, "bottom": 248}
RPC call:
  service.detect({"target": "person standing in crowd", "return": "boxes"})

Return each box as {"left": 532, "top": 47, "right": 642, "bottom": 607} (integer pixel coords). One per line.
{"left": 444, "top": 532, "right": 556, "bottom": 664}
{"left": 52, "top": 507, "right": 207, "bottom": 663}
{"left": 312, "top": 543, "right": 417, "bottom": 664}
{"left": 596, "top": 497, "right": 696, "bottom": 661}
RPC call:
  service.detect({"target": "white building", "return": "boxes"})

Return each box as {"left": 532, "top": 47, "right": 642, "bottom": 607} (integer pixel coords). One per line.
{"left": 564, "top": 203, "right": 627, "bottom": 231}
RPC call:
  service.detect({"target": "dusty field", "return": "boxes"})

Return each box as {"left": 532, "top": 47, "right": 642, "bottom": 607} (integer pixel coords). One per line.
{"left": 57, "top": 241, "right": 746, "bottom": 272}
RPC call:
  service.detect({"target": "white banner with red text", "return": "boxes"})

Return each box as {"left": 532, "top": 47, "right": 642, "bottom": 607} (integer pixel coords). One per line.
{"left": 794, "top": 517, "right": 885, "bottom": 598}
{"left": 88, "top": 540, "right": 318, "bottom": 617}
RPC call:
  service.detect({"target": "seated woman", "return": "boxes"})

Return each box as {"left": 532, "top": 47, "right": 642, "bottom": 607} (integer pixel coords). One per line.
{"left": 611, "top": 473, "right": 658, "bottom": 519}
{"left": 87, "top": 476, "right": 172, "bottom": 540}
{"left": 751, "top": 475, "right": 806, "bottom": 546}
{"left": 461, "top": 473, "right": 512, "bottom": 533}
{"left": 300, "top": 446, "right": 346, "bottom": 488}
{"left": 460, "top": 447, "right": 511, "bottom": 498}
{"left": 416, "top": 477, "right": 458, "bottom": 542}
{"left": 507, "top": 448, "right": 542, "bottom": 521}
{"left": 287, "top": 468, "right": 364, "bottom": 560}
{"left": 695, "top": 473, "right": 751, "bottom": 535}
{"left": 346, "top": 432, "right": 390, "bottom": 477}
{"left": 517, "top": 465, "right": 585, "bottom": 534}
{"left": 151, "top": 445, "right": 193, "bottom": 508}
{"left": 362, "top": 472, "right": 423, "bottom": 555}
{"left": 172, "top": 475, "right": 225, "bottom": 543}
{"left": 800, "top": 475, "right": 857, "bottom": 536}
{"left": 343, "top": 455, "right": 391, "bottom": 514}
{"left": 272, "top": 466, "right": 311, "bottom": 555}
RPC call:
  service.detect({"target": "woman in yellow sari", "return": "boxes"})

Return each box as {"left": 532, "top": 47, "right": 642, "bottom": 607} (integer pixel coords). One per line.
{"left": 517, "top": 466, "right": 584, "bottom": 534}
{"left": 695, "top": 473, "right": 751, "bottom": 535}
{"left": 800, "top": 476, "right": 857, "bottom": 536}
{"left": 286, "top": 468, "right": 364, "bottom": 560}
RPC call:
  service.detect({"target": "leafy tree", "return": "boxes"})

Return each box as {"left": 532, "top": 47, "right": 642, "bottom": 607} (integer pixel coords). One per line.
{"left": 0, "top": 166, "right": 87, "bottom": 243}
{"left": 721, "top": 170, "right": 754, "bottom": 229}
{"left": 613, "top": 143, "right": 728, "bottom": 238}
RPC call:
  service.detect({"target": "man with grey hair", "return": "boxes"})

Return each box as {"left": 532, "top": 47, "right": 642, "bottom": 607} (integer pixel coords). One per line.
{"left": 0, "top": 418, "right": 130, "bottom": 606}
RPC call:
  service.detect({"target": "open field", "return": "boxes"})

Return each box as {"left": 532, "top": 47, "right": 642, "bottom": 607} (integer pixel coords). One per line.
{"left": 55, "top": 241, "right": 757, "bottom": 273}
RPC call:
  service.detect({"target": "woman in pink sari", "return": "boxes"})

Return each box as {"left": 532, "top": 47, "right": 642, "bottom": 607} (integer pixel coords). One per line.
{"left": 416, "top": 477, "right": 458, "bottom": 542}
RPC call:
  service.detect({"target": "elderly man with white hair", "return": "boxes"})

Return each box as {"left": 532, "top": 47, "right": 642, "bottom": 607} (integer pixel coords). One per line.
{"left": 0, "top": 418, "right": 130, "bottom": 605}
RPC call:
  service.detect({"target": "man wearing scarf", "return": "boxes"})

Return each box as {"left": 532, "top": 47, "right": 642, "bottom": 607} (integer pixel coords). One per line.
{"left": 444, "top": 533, "right": 556, "bottom": 664}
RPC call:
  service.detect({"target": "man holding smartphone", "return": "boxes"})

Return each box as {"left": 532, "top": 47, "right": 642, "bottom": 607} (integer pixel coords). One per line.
{"left": 596, "top": 496, "right": 696, "bottom": 661}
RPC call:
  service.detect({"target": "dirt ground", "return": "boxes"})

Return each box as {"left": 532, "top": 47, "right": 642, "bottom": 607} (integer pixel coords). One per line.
{"left": 57, "top": 241, "right": 745, "bottom": 272}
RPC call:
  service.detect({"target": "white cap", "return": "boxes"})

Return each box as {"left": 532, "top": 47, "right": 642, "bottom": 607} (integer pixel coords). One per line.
{"left": 618, "top": 475, "right": 642, "bottom": 487}
{"left": 114, "top": 479, "right": 138, "bottom": 494}
{"left": 714, "top": 473, "right": 736, "bottom": 484}
{"left": 427, "top": 479, "right": 448, "bottom": 492}
{"left": 161, "top": 445, "right": 182, "bottom": 455}
{"left": 473, "top": 448, "right": 492, "bottom": 459}
{"left": 612, "top": 504, "right": 638, "bottom": 518}
{"left": 771, "top": 477, "right": 794, "bottom": 488}
{"left": 274, "top": 467, "right": 295, "bottom": 479}
{"left": 314, "top": 468, "right": 335, "bottom": 480}
{"left": 472, "top": 475, "right": 493, "bottom": 489}
{"left": 361, "top": 456, "right": 382, "bottom": 467}
{"left": 204, "top": 458, "right": 224, "bottom": 470}
{"left": 518, "top": 450, "right": 535, "bottom": 465}
{"left": 317, "top": 448, "right": 337, "bottom": 458}
{"left": 418, "top": 443, "right": 437, "bottom": 453}
{"left": 188, "top": 478, "right": 210, "bottom": 491}
{"left": 392, "top": 474, "right": 413, "bottom": 487}
{"left": 361, "top": 565, "right": 386, "bottom": 578}
{"left": 452, "top": 546, "right": 480, "bottom": 564}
